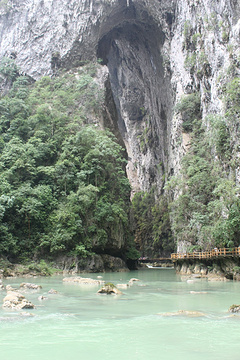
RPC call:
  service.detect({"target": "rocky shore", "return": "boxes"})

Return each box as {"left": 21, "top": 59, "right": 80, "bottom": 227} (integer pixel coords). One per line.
{"left": 0, "top": 254, "right": 130, "bottom": 279}
{"left": 174, "top": 258, "right": 240, "bottom": 281}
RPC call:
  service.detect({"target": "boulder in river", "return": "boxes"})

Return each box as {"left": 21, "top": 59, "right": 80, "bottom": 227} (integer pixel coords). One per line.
{"left": 228, "top": 304, "right": 240, "bottom": 313}
{"left": 48, "top": 289, "right": 58, "bottom": 294}
{"left": 6, "top": 285, "right": 17, "bottom": 291}
{"left": 128, "top": 278, "right": 140, "bottom": 286}
{"left": 97, "top": 283, "right": 122, "bottom": 295}
{"left": 3, "top": 291, "right": 35, "bottom": 310}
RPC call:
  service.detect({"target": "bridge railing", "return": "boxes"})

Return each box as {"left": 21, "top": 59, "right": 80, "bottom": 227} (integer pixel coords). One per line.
{"left": 171, "top": 247, "right": 240, "bottom": 260}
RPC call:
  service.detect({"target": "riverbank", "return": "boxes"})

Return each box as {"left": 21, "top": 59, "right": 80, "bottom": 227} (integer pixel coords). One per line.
{"left": 174, "top": 257, "right": 240, "bottom": 281}
{"left": 0, "top": 254, "right": 131, "bottom": 279}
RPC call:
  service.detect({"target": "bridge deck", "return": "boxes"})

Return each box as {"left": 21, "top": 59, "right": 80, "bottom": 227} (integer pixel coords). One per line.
{"left": 171, "top": 247, "right": 240, "bottom": 261}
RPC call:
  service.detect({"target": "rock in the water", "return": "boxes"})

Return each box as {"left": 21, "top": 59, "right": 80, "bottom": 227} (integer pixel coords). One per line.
{"left": 63, "top": 277, "right": 104, "bottom": 285}
{"left": 191, "top": 274, "right": 202, "bottom": 279}
{"left": 128, "top": 278, "right": 140, "bottom": 285}
{"left": 116, "top": 283, "right": 129, "bottom": 289}
{"left": 208, "top": 276, "right": 229, "bottom": 282}
{"left": 159, "top": 310, "right": 206, "bottom": 317}
{"left": 6, "top": 285, "right": 17, "bottom": 291}
{"left": 38, "top": 295, "right": 48, "bottom": 301}
{"left": 48, "top": 289, "right": 58, "bottom": 294}
{"left": 20, "top": 312, "right": 35, "bottom": 317}
{"left": 20, "top": 283, "right": 42, "bottom": 290}
{"left": 97, "top": 283, "right": 122, "bottom": 295}
{"left": 228, "top": 304, "right": 240, "bottom": 313}
{"left": 3, "top": 291, "right": 35, "bottom": 310}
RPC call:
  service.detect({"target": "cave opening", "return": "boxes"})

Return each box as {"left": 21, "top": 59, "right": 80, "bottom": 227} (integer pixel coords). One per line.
{"left": 97, "top": 5, "right": 172, "bottom": 194}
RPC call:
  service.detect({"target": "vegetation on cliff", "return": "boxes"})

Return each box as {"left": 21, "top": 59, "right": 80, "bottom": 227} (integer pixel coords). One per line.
{"left": 167, "top": 74, "right": 240, "bottom": 252}
{"left": 0, "top": 49, "right": 239, "bottom": 263}
{"left": 0, "top": 58, "right": 135, "bottom": 263}
{"left": 131, "top": 191, "right": 174, "bottom": 257}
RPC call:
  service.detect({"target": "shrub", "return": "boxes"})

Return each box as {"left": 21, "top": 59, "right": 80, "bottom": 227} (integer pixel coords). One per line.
{"left": 175, "top": 93, "right": 201, "bottom": 132}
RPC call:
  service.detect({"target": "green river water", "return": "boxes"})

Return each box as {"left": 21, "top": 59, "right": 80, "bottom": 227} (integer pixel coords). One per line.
{"left": 0, "top": 268, "right": 240, "bottom": 360}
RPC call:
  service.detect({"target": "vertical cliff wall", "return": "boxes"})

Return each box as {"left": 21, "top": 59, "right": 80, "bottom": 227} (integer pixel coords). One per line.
{"left": 0, "top": 0, "right": 239, "bottom": 202}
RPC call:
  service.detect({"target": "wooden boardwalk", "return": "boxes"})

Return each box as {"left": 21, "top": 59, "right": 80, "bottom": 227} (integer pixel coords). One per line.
{"left": 171, "top": 247, "right": 240, "bottom": 261}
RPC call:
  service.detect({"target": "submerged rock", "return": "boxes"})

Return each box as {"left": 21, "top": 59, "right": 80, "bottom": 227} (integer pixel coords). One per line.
{"left": 20, "top": 312, "right": 35, "bottom": 317}
{"left": 207, "top": 276, "right": 229, "bottom": 282}
{"left": 3, "top": 291, "right": 35, "bottom": 310}
{"left": 116, "top": 283, "right": 129, "bottom": 289}
{"left": 159, "top": 310, "right": 206, "bottom": 317}
{"left": 63, "top": 277, "right": 104, "bottom": 285}
{"left": 97, "top": 283, "right": 122, "bottom": 295}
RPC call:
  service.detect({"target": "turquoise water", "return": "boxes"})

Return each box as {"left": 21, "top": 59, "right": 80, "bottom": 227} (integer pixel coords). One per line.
{"left": 0, "top": 269, "right": 240, "bottom": 360}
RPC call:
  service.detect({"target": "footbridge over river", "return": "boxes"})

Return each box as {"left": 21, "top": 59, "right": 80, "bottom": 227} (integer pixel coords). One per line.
{"left": 171, "top": 247, "right": 240, "bottom": 262}
{"left": 138, "top": 248, "right": 240, "bottom": 267}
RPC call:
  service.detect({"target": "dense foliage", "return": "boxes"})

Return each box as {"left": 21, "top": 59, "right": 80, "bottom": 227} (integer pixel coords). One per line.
{"left": 167, "top": 77, "right": 240, "bottom": 251}
{"left": 0, "top": 58, "right": 134, "bottom": 261}
{"left": 131, "top": 191, "right": 174, "bottom": 257}
{"left": 175, "top": 92, "right": 201, "bottom": 132}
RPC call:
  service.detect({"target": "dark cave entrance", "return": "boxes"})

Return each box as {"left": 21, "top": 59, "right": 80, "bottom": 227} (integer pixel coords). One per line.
{"left": 96, "top": 3, "right": 172, "bottom": 194}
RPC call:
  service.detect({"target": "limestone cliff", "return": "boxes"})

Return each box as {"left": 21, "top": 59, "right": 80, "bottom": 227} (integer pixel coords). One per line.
{"left": 0, "top": 0, "right": 240, "bottom": 254}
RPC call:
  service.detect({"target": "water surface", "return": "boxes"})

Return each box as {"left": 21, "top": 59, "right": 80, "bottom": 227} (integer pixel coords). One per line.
{"left": 0, "top": 269, "right": 239, "bottom": 360}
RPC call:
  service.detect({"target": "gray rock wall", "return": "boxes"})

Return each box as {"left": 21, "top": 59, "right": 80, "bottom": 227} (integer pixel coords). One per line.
{"left": 0, "top": 0, "right": 239, "bottom": 194}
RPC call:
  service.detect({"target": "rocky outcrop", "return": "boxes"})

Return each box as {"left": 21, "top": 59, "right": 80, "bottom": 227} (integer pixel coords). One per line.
{"left": 175, "top": 258, "right": 240, "bottom": 280}
{"left": 56, "top": 254, "right": 129, "bottom": 273}
{"left": 3, "top": 291, "right": 35, "bottom": 310}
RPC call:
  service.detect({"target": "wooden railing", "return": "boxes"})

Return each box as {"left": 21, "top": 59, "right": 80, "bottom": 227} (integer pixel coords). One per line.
{"left": 171, "top": 247, "right": 240, "bottom": 260}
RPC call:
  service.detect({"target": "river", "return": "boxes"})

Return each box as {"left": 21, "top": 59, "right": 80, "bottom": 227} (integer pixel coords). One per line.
{"left": 0, "top": 268, "right": 239, "bottom": 360}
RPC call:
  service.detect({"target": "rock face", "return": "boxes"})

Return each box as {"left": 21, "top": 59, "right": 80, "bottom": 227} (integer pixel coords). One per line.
{"left": 56, "top": 254, "right": 129, "bottom": 273}
{"left": 175, "top": 258, "right": 240, "bottom": 280}
{"left": 1, "top": 0, "right": 239, "bottom": 197}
